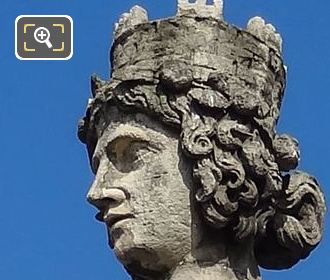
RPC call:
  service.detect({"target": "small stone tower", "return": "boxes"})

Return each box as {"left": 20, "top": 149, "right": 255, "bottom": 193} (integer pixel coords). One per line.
{"left": 177, "top": 0, "right": 224, "bottom": 19}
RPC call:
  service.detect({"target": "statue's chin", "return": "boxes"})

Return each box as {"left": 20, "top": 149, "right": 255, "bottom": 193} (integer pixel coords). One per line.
{"left": 112, "top": 236, "right": 173, "bottom": 279}
{"left": 107, "top": 220, "right": 189, "bottom": 275}
{"left": 107, "top": 226, "right": 173, "bottom": 276}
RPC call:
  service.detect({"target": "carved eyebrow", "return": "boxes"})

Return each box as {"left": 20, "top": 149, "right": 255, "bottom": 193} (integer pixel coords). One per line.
{"left": 105, "top": 126, "right": 165, "bottom": 151}
{"left": 107, "top": 131, "right": 150, "bottom": 146}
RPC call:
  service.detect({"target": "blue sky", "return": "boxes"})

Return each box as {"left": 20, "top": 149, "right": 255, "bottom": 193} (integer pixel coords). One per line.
{"left": 0, "top": 0, "right": 329, "bottom": 279}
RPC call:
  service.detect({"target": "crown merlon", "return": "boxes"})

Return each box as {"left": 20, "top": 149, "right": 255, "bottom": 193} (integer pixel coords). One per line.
{"left": 246, "top": 16, "right": 283, "bottom": 53}
{"left": 114, "top": 5, "right": 149, "bottom": 38}
{"left": 177, "top": 0, "right": 224, "bottom": 19}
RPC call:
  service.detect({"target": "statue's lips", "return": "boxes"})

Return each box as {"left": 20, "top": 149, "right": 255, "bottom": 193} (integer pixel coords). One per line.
{"left": 96, "top": 211, "right": 134, "bottom": 228}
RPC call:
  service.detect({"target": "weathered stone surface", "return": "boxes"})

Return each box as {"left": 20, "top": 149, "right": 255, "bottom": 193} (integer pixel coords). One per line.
{"left": 78, "top": 1, "right": 326, "bottom": 279}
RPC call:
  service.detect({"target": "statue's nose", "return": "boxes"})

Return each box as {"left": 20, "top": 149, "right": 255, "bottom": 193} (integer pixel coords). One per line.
{"left": 86, "top": 179, "right": 104, "bottom": 207}
{"left": 87, "top": 179, "right": 127, "bottom": 210}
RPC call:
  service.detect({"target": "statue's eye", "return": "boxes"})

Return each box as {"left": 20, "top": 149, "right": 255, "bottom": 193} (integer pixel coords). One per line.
{"left": 106, "top": 138, "right": 158, "bottom": 173}
{"left": 125, "top": 142, "right": 152, "bottom": 168}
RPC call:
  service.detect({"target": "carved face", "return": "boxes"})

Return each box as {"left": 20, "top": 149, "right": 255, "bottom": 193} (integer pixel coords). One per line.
{"left": 86, "top": 109, "right": 193, "bottom": 276}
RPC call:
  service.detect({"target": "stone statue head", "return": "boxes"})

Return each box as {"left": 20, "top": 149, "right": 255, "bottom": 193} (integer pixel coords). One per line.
{"left": 78, "top": 2, "right": 326, "bottom": 279}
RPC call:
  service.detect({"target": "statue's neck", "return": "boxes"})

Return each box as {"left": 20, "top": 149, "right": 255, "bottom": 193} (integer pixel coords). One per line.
{"left": 132, "top": 221, "right": 261, "bottom": 280}
{"left": 169, "top": 258, "right": 261, "bottom": 280}
{"left": 132, "top": 240, "right": 261, "bottom": 280}
{"left": 169, "top": 231, "right": 261, "bottom": 280}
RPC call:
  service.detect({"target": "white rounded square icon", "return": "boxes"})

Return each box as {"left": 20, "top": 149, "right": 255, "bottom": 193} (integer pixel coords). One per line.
{"left": 15, "top": 15, "right": 73, "bottom": 60}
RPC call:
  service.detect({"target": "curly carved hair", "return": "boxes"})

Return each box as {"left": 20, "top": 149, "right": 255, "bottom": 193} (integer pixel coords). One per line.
{"left": 79, "top": 74, "right": 326, "bottom": 270}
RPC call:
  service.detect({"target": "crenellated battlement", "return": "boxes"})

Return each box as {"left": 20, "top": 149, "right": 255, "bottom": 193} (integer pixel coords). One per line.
{"left": 112, "top": 1, "right": 282, "bottom": 55}
{"left": 177, "top": 0, "right": 223, "bottom": 19}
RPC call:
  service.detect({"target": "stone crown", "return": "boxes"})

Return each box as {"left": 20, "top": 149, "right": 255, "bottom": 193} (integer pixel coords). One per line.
{"left": 108, "top": 4, "right": 286, "bottom": 139}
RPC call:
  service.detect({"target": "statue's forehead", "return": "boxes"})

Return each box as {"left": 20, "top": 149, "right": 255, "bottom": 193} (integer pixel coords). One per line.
{"left": 94, "top": 106, "right": 179, "bottom": 143}
{"left": 94, "top": 109, "right": 178, "bottom": 153}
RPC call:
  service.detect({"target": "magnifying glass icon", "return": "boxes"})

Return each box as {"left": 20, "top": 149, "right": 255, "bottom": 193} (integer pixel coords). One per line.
{"left": 34, "top": 27, "right": 53, "bottom": 49}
